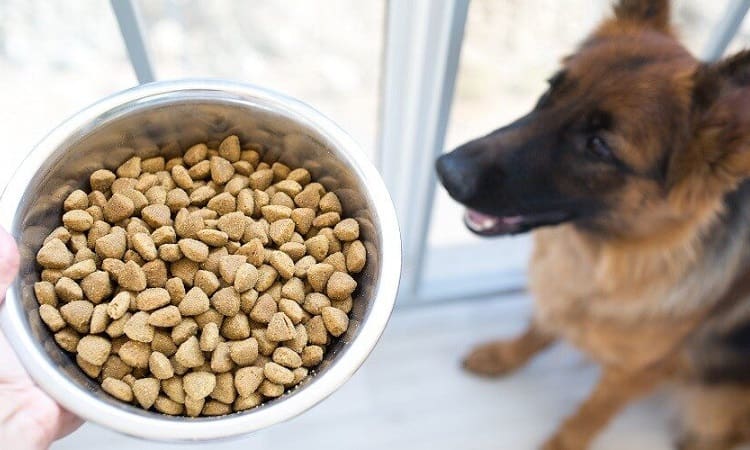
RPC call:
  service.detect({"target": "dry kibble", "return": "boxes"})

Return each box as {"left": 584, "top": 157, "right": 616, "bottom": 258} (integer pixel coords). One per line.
{"left": 102, "top": 377, "right": 133, "bottom": 402}
{"left": 133, "top": 378, "right": 160, "bottom": 409}
{"left": 272, "top": 347, "right": 302, "bottom": 369}
{"left": 39, "top": 304, "right": 66, "bottom": 332}
{"left": 149, "top": 351, "right": 174, "bottom": 380}
{"left": 175, "top": 336, "right": 205, "bottom": 368}
{"left": 37, "top": 238, "right": 74, "bottom": 269}
{"left": 77, "top": 335, "right": 111, "bottom": 366}
{"left": 327, "top": 271, "right": 357, "bottom": 301}
{"left": 184, "top": 372, "right": 216, "bottom": 400}
{"left": 119, "top": 340, "right": 151, "bottom": 368}
{"left": 38, "top": 139, "right": 368, "bottom": 417}
{"left": 234, "top": 366, "right": 264, "bottom": 397}
{"left": 62, "top": 209, "right": 94, "bottom": 232}
{"left": 136, "top": 288, "right": 171, "bottom": 311}
{"left": 266, "top": 312, "right": 296, "bottom": 342}
{"left": 321, "top": 306, "right": 349, "bottom": 337}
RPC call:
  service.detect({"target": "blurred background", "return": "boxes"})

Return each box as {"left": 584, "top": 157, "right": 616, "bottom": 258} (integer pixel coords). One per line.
{"left": 2, "top": 1, "right": 750, "bottom": 449}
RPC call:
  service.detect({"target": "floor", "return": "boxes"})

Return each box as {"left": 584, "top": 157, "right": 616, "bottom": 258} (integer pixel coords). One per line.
{"left": 52, "top": 295, "right": 695, "bottom": 450}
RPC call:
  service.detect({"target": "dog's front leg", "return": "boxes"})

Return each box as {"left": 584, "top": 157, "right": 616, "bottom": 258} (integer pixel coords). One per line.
{"left": 463, "top": 320, "right": 556, "bottom": 376}
{"left": 541, "top": 366, "right": 667, "bottom": 450}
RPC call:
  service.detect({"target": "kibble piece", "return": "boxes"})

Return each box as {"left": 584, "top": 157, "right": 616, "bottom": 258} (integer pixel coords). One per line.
{"left": 236, "top": 189, "right": 255, "bottom": 215}
{"left": 151, "top": 332, "right": 178, "bottom": 357}
{"left": 217, "top": 212, "right": 246, "bottom": 241}
{"left": 148, "top": 305, "right": 181, "bottom": 328}
{"left": 326, "top": 271, "right": 357, "bottom": 301}
{"left": 199, "top": 322, "right": 220, "bottom": 352}
{"left": 184, "top": 371, "right": 217, "bottom": 400}
{"left": 54, "top": 328, "right": 81, "bottom": 352}
{"left": 261, "top": 205, "right": 292, "bottom": 223}
{"left": 307, "top": 263, "right": 334, "bottom": 292}
{"left": 208, "top": 372, "right": 235, "bottom": 405}
{"left": 202, "top": 400, "right": 231, "bottom": 416}
{"left": 255, "top": 265, "right": 278, "bottom": 292}
{"left": 90, "top": 169, "right": 116, "bottom": 191}
{"left": 301, "top": 345, "right": 324, "bottom": 367}
{"left": 102, "top": 377, "right": 133, "bottom": 402}
{"left": 170, "top": 258, "right": 200, "bottom": 286}
{"left": 119, "top": 340, "right": 151, "bottom": 368}
{"left": 233, "top": 393, "right": 262, "bottom": 412}
{"left": 64, "top": 190, "right": 89, "bottom": 211}
{"left": 106, "top": 291, "right": 131, "bottom": 320}
{"left": 179, "top": 287, "right": 210, "bottom": 316}
{"left": 131, "top": 232, "right": 157, "bottom": 261}
{"left": 162, "top": 377, "right": 186, "bottom": 403}
{"left": 77, "top": 335, "right": 111, "bottom": 366}
{"left": 306, "top": 315, "right": 329, "bottom": 346}
{"left": 285, "top": 324, "right": 308, "bottom": 353}
{"left": 154, "top": 396, "right": 184, "bottom": 415}
{"left": 116, "top": 260, "right": 147, "bottom": 292}
{"left": 184, "top": 395, "right": 205, "bottom": 417}
{"left": 268, "top": 251, "right": 295, "bottom": 280}
{"left": 60, "top": 300, "right": 93, "bottom": 333}
{"left": 280, "top": 278, "right": 305, "bottom": 303}
{"left": 228, "top": 338, "right": 258, "bottom": 367}
{"left": 272, "top": 347, "right": 302, "bottom": 369}
{"left": 211, "top": 287, "right": 241, "bottom": 317}
{"left": 34, "top": 281, "right": 58, "bottom": 306}
{"left": 249, "top": 294, "right": 277, "bottom": 324}
{"left": 103, "top": 193, "right": 135, "bottom": 223}
{"left": 321, "top": 306, "right": 349, "bottom": 337}
{"left": 158, "top": 243, "right": 182, "bottom": 262}
{"left": 39, "top": 304, "right": 66, "bottom": 332}
{"left": 211, "top": 342, "right": 233, "bottom": 373}
{"left": 62, "top": 210, "right": 94, "bottom": 232}
{"left": 79, "top": 271, "right": 112, "bottom": 304}
{"left": 95, "top": 232, "right": 127, "bottom": 260}
{"left": 249, "top": 169, "right": 274, "bottom": 190}
{"left": 61, "top": 259, "right": 96, "bottom": 280}
{"left": 234, "top": 366, "right": 264, "bottom": 397}
{"left": 345, "top": 240, "right": 366, "bottom": 273}
{"left": 333, "top": 218, "right": 359, "bottom": 241}
{"left": 293, "top": 185, "right": 320, "bottom": 209}
{"left": 37, "top": 238, "right": 74, "bottom": 269}
{"left": 149, "top": 351, "right": 174, "bottom": 380}
{"left": 135, "top": 288, "right": 170, "bottom": 311}
{"left": 219, "top": 135, "right": 241, "bottom": 162}
{"left": 89, "top": 304, "right": 110, "bottom": 334}
{"left": 174, "top": 209, "right": 204, "bottom": 239}
{"left": 268, "top": 218, "right": 295, "bottom": 246}
{"left": 293, "top": 255, "right": 316, "bottom": 279}
{"left": 258, "top": 380, "right": 284, "bottom": 398}
{"left": 106, "top": 312, "right": 131, "bottom": 338}
{"left": 266, "top": 312, "right": 297, "bottom": 342}
{"left": 210, "top": 156, "right": 235, "bottom": 185}
{"left": 217, "top": 255, "right": 245, "bottom": 284}
{"left": 303, "top": 293, "right": 331, "bottom": 315}
{"left": 197, "top": 229, "right": 229, "bottom": 248}
{"left": 184, "top": 143, "right": 208, "bottom": 166}
{"left": 175, "top": 336, "right": 205, "bottom": 368}
{"left": 140, "top": 204, "right": 171, "bottom": 229}
{"left": 230, "top": 264, "right": 257, "bottom": 295}
{"left": 278, "top": 299, "right": 305, "bottom": 325}
{"left": 124, "top": 311, "right": 155, "bottom": 343}
{"left": 76, "top": 354, "right": 102, "bottom": 378}
{"left": 304, "top": 235, "right": 329, "bottom": 263}
{"left": 133, "top": 377, "right": 160, "bottom": 409}
{"left": 319, "top": 192, "right": 342, "bottom": 213}
{"left": 291, "top": 208, "right": 315, "bottom": 235}
{"left": 221, "top": 313, "right": 251, "bottom": 340}
{"left": 188, "top": 160, "right": 211, "bottom": 181}
{"left": 313, "top": 212, "right": 340, "bottom": 228}
{"left": 178, "top": 238, "right": 209, "bottom": 263}
{"left": 172, "top": 318, "right": 199, "bottom": 346}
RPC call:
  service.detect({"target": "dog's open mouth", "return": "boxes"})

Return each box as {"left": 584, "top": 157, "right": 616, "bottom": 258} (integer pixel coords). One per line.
{"left": 464, "top": 209, "right": 572, "bottom": 236}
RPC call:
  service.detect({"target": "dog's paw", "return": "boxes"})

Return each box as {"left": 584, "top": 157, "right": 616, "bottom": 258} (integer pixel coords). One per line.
{"left": 462, "top": 340, "right": 526, "bottom": 377}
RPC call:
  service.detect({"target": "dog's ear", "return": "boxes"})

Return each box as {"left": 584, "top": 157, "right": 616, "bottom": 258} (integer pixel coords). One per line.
{"left": 668, "top": 51, "right": 750, "bottom": 209}
{"left": 614, "top": 0, "right": 670, "bottom": 31}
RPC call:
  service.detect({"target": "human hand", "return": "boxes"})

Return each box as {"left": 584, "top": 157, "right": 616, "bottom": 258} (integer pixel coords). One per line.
{"left": 0, "top": 227, "right": 82, "bottom": 450}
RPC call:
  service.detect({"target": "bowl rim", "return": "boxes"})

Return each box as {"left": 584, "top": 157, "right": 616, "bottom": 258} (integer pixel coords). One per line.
{"left": 0, "top": 79, "right": 401, "bottom": 441}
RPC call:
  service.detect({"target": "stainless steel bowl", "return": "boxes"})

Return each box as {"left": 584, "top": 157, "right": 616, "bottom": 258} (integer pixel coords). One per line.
{"left": 0, "top": 80, "right": 401, "bottom": 441}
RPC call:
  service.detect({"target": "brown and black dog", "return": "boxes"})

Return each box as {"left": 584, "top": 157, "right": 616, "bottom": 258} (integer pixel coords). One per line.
{"left": 436, "top": 1, "right": 750, "bottom": 449}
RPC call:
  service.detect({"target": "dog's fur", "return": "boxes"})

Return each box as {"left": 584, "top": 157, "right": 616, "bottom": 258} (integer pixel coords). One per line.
{"left": 435, "top": 1, "right": 750, "bottom": 448}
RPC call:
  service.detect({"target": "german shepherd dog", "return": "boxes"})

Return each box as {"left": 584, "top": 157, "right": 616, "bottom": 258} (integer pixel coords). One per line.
{"left": 436, "top": 1, "right": 750, "bottom": 448}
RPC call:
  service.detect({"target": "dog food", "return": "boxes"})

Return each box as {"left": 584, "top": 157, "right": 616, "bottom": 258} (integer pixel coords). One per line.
{"left": 34, "top": 135, "right": 367, "bottom": 417}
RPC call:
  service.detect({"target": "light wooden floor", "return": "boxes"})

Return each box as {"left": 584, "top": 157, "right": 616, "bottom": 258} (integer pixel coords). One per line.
{"left": 53, "top": 295, "right": 724, "bottom": 450}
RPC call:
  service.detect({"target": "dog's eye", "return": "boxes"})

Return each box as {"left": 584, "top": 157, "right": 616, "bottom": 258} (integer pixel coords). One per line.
{"left": 586, "top": 136, "right": 613, "bottom": 161}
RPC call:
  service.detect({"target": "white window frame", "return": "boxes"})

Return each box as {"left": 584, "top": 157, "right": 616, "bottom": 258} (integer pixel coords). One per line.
{"left": 112, "top": 0, "right": 750, "bottom": 305}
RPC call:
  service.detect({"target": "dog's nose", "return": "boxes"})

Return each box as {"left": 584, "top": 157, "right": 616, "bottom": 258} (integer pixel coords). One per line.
{"left": 435, "top": 152, "right": 480, "bottom": 204}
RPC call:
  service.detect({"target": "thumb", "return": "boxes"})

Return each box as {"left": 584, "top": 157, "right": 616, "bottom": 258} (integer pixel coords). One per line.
{"left": 0, "top": 227, "right": 19, "bottom": 304}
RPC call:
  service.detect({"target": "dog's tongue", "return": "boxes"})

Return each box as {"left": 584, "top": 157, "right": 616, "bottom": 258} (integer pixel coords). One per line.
{"left": 464, "top": 209, "right": 523, "bottom": 235}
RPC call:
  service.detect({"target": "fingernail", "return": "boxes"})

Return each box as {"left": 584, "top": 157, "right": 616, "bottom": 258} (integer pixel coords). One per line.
{"left": 0, "top": 226, "right": 19, "bottom": 300}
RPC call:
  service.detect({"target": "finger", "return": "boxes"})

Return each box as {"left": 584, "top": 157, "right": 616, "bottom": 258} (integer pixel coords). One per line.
{"left": 0, "top": 226, "right": 19, "bottom": 304}
{"left": 54, "top": 407, "right": 83, "bottom": 440}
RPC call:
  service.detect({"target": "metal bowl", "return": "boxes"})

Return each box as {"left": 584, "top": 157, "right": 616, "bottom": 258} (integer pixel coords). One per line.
{"left": 0, "top": 80, "right": 401, "bottom": 441}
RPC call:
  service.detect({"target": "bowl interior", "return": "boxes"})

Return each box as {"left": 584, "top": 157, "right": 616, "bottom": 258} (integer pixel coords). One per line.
{"left": 5, "top": 85, "right": 388, "bottom": 434}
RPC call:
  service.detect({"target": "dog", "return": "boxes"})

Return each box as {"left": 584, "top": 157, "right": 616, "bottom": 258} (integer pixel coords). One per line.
{"left": 436, "top": 1, "right": 750, "bottom": 448}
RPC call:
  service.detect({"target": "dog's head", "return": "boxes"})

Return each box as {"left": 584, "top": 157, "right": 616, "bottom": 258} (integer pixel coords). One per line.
{"left": 437, "top": 0, "right": 750, "bottom": 239}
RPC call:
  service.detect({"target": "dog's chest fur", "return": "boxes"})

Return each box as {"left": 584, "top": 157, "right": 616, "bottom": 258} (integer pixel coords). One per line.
{"left": 527, "top": 185, "right": 750, "bottom": 370}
